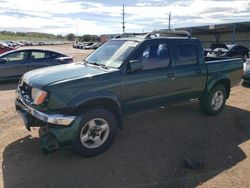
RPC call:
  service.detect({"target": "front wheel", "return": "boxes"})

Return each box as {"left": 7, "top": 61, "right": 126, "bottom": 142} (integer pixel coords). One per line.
{"left": 73, "top": 108, "right": 117, "bottom": 157}
{"left": 200, "top": 84, "right": 226, "bottom": 116}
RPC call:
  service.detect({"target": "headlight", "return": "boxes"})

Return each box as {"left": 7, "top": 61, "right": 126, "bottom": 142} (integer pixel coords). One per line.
{"left": 31, "top": 88, "right": 48, "bottom": 105}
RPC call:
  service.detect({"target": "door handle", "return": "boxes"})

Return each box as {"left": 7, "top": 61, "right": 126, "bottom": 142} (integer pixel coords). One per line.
{"left": 195, "top": 69, "right": 202, "bottom": 74}
{"left": 167, "top": 72, "right": 175, "bottom": 80}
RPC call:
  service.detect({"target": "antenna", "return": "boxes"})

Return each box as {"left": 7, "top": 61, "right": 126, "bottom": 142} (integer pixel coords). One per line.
{"left": 75, "top": 19, "right": 78, "bottom": 63}
{"left": 168, "top": 12, "right": 171, "bottom": 30}
{"left": 122, "top": 4, "right": 125, "bottom": 33}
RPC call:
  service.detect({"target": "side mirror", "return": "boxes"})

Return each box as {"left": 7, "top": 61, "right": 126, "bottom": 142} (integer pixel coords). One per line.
{"left": 0, "top": 58, "right": 7, "bottom": 64}
{"left": 128, "top": 60, "right": 143, "bottom": 73}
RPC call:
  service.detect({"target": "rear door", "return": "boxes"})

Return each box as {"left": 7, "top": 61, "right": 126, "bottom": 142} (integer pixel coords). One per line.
{"left": 121, "top": 40, "right": 176, "bottom": 113}
{"left": 172, "top": 40, "right": 207, "bottom": 100}
{"left": 0, "top": 50, "right": 29, "bottom": 80}
{"left": 28, "top": 50, "right": 52, "bottom": 70}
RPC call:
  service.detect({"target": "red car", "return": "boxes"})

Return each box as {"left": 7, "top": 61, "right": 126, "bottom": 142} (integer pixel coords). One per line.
{"left": 0, "top": 42, "right": 16, "bottom": 54}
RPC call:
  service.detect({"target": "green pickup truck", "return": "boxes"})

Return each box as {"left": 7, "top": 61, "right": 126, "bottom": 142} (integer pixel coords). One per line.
{"left": 15, "top": 30, "right": 243, "bottom": 156}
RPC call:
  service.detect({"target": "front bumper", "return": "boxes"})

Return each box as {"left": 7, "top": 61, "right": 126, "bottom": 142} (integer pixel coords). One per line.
{"left": 15, "top": 89, "right": 79, "bottom": 154}
{"left": 15, "top": 96, "right": 76, "bottom": 127}
{"left": 16, "top": 99, "right": 81, "bottom": 154}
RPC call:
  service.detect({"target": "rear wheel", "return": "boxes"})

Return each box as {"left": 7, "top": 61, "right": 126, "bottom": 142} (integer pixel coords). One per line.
{"left": 73, "top": 108, "right": 117, "bottom": 157}
{"left": 200, "top": 84, "right": 226, "bottom": 116}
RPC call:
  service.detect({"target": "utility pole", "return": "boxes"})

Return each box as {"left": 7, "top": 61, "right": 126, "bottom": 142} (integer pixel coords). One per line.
{"left": 168, "top": 11, "right": 171, "bottom": 30}
{"left": 122, "top": 4, "right": 125, "bottom": 33}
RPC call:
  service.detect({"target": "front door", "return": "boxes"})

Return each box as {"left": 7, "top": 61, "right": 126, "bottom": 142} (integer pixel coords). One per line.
{"left": 121, "top": 40, "right": 176, "bottom": 114}
{"left": 0, "top": 51, "right": 29, "bottom": 80}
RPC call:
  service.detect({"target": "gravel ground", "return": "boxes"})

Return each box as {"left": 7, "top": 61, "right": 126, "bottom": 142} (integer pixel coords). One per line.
{"left": 0, "top": 44, "right": 250, "bottom": 188}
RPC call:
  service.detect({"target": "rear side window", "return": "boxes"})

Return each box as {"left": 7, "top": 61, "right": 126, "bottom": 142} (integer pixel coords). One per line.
{"left": 176, "top": 45, "right": 198, "bottom": 65}
{"left": 31, "top": 51, "right": 50, "bottom": 59}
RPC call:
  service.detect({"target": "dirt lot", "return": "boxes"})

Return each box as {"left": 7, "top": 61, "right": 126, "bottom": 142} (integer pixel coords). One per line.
{"left": 0, "top": 44, "right": 250, "bottom": 188}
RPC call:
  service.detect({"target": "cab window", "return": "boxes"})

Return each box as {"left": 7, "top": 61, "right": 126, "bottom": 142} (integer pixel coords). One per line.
{"left": 176, "top": 45, "right": 198, "bottom": 65}
{"left": 135, "top": 43, "right": 171, "bottom": 70}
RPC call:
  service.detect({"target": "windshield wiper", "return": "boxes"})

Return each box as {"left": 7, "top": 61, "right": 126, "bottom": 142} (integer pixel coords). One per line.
{"left": 84, "top": 60, "right": 109, "bottom": 69}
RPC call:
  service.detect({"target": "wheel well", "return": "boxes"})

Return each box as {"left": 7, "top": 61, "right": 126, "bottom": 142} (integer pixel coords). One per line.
{"left": 216, "top": 79, "right": 230, "bottom": 98}
{"left": 76, "top": 98, "right": 123, "bottom": 129}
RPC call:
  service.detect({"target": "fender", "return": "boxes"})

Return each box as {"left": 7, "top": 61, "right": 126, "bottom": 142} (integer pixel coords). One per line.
{"left": 67, "top": 91, "right": 123, "bottom": 129}
{"left": 67, "top": 90, "right": 122, "bottom": 111}
{"left": 205, "top": 73, "right": 230, "bottom": 95}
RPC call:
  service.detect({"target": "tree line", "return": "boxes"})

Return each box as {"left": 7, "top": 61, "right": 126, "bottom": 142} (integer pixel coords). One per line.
{"left": 0, "top": 31, "right": 100, "bottom": 42}
{"left": 66, "top": 33, "right": 100, "bottom": 42}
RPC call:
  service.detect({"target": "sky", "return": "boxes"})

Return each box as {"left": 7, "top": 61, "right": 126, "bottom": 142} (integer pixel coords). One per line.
{"left": 0, "top": 0, "right": 249, "bottom": 36}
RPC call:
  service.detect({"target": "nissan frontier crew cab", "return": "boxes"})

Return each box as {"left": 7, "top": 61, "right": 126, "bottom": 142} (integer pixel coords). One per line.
{"left": 15, "top": 30, "right": 243, "bottom": 156}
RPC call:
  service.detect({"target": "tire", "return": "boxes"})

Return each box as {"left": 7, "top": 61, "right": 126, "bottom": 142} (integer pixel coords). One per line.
{"left": 73, "top": 108, "right": 117, "bottom": 157}
{"left": 200, "top": 84, "right": 226, "bottom": 116}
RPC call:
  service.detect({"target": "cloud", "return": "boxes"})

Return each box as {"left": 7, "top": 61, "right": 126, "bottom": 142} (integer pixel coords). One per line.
{"left": 0, "top": 0, "right": 249, "bottom": 35}
{"left": 0, "top": 14, "right": 121, "bottom": 35}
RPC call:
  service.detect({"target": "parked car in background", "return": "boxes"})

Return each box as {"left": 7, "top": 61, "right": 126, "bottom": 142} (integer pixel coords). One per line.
{"left": 73, "top": 42, "right": 101, "bottom": 49}
{"left": 243, "top": 58, "right": 250, "bottom": 84}
{"left": 0, "top": 49, "right": 73, "bottom": 81}
{"left": 73, "top": 42, "right": 78, "bottom": 48}
{"left": 84, "top": 42, "right": 102, "bottom": 50}
{"left": 221, "top": 44, "right": 249, "bottom": 59}
{"left": 206, "top": 43, "right": 249, "bottom": 60}
{"left": 78, "top": 42, "right": 88, "bottom": 49}
{"left": 82, "top": 42, "right": 94, "bottom": 49}
{"left": 204, "top": 43, "right": 227, "bottom": 56}
{"left": 0, "top": 41, "right": 16, "bottom": 54}
{"left": 73, "top": 42, "right": 86, "bottom": 49}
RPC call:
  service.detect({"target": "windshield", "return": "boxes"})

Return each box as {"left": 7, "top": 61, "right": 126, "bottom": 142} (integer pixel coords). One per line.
{"left": 84, "top": 40, "right": 139, "bottom": 68}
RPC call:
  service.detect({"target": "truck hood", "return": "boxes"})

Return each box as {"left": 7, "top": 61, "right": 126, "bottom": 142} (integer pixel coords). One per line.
{"left": 22, "top": 63, "right": 115, "bottom": 89}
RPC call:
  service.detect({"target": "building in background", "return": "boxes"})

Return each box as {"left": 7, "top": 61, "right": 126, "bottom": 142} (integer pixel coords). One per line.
{"left": 100, "top": 21, "right": 250, "bottom": 49}
{"left": 176, "top": 21, "right": 250, "bottom": 49}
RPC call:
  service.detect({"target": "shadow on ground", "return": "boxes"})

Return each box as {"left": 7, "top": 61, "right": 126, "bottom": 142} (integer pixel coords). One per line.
{"left": 2, "top": 103, "right": 250, "bottom": 188}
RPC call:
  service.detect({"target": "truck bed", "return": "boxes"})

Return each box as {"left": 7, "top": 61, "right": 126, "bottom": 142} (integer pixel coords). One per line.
{"left": 205, "top": 56, "right": 243, "bottom": 88}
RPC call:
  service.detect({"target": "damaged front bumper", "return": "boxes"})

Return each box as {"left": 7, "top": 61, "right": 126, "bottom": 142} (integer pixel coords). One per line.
{"left": 15, "top": 98, "right": 76, "bottom": 128}
{"left": 15, "top": 97, "right": 80, "bottom": 155}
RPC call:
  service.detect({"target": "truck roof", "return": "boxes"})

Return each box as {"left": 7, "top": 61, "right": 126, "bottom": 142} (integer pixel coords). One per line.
{"left": 111, "top": 29, "right": 199, "bottom": 42}
{"left": 111, "top": 36, "right": 199, "bottom": 43}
